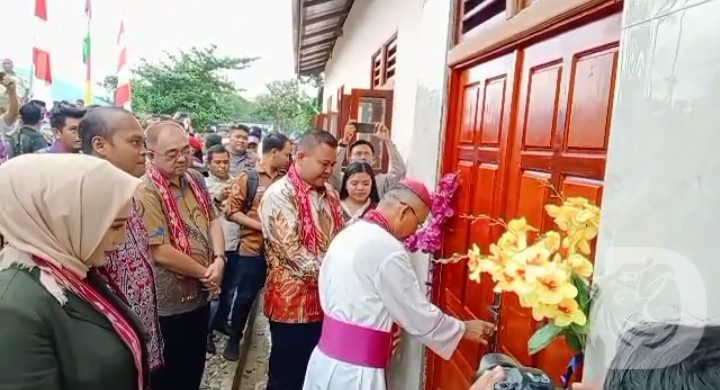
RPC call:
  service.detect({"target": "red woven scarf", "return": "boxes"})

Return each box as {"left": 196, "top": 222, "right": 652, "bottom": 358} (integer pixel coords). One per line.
{"left": 363, "top": 209, "right": 393, "bottom": 233}
{"left": 33, "top": 256, "right": 144, "bottom": 390}
{"left": 146, "top": 164, "right": 211, "bottom": 254}
{"left": 286, "top": 163, "right": 344, "bottom": 254}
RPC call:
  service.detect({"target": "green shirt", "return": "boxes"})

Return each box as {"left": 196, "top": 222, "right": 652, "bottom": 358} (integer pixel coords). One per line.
{"left": 0, "top": 265, "right": 144, "bottom": 389}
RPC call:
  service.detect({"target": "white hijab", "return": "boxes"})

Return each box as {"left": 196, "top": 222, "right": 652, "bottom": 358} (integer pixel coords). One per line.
{"left": 0, "top": 154, "right": 141, "bottom": 278}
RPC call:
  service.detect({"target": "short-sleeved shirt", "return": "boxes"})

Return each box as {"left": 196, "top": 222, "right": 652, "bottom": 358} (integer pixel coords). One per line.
{"left": 135, "top": 169, "right": 216, "bottom": 316}
{"left": 225, "top": 161, "right": 281, "bottom": 256}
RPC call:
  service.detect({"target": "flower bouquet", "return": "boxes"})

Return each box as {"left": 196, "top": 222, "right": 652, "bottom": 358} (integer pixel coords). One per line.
{"left": 405, "top": 172, "right": 459, "bottom": 254}
{"left": 465, "top": 196, "right": 601, "bottom": 355}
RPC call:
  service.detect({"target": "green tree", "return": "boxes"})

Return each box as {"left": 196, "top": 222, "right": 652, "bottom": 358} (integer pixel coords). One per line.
{"left": 131, "top": 45, "right": 256, "bottom": 130}
{"left": 252, "top": 79, "right": 318, "bottom": 134}
{"left": 98, "top": 75, "right": 118, "bottom": 105}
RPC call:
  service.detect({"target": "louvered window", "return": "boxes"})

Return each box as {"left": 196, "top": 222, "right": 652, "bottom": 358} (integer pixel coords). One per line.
{"left": 384, "top": 36, "right": 397, "bottom": 82}
{"left": 460, "top": 0, "right": 506, "bottom": 35}
{"left": 371, "top": 50, "right": 383, "bottom": 88}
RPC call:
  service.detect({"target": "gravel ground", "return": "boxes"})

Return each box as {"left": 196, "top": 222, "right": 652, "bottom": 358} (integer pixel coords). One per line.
{"left": 200, "top": 302, "right": 271, "bottom": 390}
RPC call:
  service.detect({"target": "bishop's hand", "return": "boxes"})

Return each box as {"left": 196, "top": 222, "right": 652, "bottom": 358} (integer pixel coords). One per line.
{"left": 463, "top": 319, "right": 495, "bottom": 345}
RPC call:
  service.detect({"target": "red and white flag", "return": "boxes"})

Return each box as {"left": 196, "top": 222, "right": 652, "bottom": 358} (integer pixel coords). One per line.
{"left": 115, "top": 20, "right": 131, "bottom": 110}
{"left": 31, "top": 0, "right": 53, "bottom": 104}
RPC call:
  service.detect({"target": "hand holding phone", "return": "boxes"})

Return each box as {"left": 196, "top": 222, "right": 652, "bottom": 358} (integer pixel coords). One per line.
{"left": 353, "top": 122, "right": 376, "bottom": 134}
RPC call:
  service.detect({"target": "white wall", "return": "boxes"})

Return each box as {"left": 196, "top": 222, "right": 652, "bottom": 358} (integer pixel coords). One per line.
{"left": 322, "top": 0, "right": 454, "bottom": 388}
{"left": 584, "top": 0, "right": 720, "bottom": 383}
{"left": 324, "top": 0, "right": 420, "bottom": 160}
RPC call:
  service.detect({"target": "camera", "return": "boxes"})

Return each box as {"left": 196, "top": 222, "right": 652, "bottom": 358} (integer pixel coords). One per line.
{"left": 474, "top": 353, "right": 558, "bottom": 390}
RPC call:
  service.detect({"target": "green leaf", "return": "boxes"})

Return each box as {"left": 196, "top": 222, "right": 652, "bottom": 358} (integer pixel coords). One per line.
{"left": 573, "top": 275, "right": 590, "bottom": 311}
{"left": 570, "top": 320, "right": 592, "bottom": 335}
{"left": 564, "top": 329, "right": 586, "bottom": 353}
{"left": 528, "top": 323, "right": 564, "bottom": 355}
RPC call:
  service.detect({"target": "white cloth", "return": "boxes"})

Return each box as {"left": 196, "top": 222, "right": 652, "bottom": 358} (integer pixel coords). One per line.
{"left": 303, "top": 221, "right": 465, "bottom": 390}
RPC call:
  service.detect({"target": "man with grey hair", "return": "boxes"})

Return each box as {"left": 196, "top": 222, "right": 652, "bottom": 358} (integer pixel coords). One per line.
{"left": 303, "top": 178, "right": 495, "bottom": 390}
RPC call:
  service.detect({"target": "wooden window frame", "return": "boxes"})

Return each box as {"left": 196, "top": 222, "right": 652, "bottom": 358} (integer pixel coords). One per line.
{"left": 382, "top": 33, "right": 398, "bottom": 86}
{"left": 369, "top": 32, "right": 398, "bottom": 90}
{"left": 370, "top": 49, "right": 384, "bottom": 88}
{"left": 454, "top": 0, "right": 532, "bottom": 44}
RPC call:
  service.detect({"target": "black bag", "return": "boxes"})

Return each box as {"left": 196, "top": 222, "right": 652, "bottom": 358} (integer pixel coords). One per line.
{"left": 10, "top": 126, "right": 47, "bottom": 157}
{"left": 242, "top": 168, "right": 260, "bottom": 213}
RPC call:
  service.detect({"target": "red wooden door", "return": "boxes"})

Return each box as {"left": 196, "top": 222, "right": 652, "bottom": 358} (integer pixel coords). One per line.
{"left": 499, "top": 13, "right": 619, "bottom": 382}
{"left": 430, "top": 52, "right": 518, "bottom": 390}
{"left": 430, "top": 11, "right": 620, "bottom": 389}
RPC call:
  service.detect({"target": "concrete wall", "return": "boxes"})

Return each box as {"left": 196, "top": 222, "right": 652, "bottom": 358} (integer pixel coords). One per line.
{"left": 322, "top": 0, "right": 454, "bottom": 388}
{"left": 584, "top": 0, "right": 720, "bottom": 383}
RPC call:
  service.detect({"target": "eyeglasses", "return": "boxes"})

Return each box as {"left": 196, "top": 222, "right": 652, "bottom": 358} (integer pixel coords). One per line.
{"left": 401, "top": 202, "right": 425, "bottom": 228}
{"left": 149, "top": 147, "right": 192, "bottom": 160}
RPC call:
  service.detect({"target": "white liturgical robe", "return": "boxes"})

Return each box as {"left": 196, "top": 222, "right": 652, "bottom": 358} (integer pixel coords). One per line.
{"left": 303, "top": 220, "right": 465, "bottom": 390}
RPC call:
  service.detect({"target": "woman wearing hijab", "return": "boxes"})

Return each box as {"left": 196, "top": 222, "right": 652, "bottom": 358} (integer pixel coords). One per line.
{"left": 0, "top": 154, "right": 148, "bottom": 389}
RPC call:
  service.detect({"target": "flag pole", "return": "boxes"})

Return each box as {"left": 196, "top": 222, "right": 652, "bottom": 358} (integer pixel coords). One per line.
{"left": 83, "top": 0, "right": 93, "bottom": 105}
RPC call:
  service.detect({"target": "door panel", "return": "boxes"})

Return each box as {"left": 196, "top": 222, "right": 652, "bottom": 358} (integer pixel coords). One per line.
{"left": 500, "top": 12, "right": 620, "bottom": 384}
{"left": 431, "top": 11, "right": 620, "bottom": 390}
{"left": 431, "top": 52, "right": 518, "bottom": 389}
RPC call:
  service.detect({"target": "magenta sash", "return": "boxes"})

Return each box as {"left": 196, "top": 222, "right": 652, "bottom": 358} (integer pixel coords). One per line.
{"left": 318, "top": 314, "right": 393, "bottom": 369}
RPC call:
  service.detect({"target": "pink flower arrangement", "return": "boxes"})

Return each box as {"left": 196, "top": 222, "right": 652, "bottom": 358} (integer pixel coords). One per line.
{"left": 405, "top": 172, "right": 459, "bottom": 254}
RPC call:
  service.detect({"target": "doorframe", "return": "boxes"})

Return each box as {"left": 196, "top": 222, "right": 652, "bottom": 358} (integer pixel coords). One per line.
{"left": 449, "top": 0, "right": 623, "bottom": 68}
{"left": 426, "top": 1, "right": 623, "bottom": 389}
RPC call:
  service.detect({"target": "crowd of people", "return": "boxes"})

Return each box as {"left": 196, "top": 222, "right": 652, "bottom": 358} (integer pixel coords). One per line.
{"left": 1, "top": 64, "right": 718, "bottom": 390}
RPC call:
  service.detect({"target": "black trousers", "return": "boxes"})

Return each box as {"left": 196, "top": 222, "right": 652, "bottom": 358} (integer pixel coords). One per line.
{"left": 267, "top": 321, "right": 322, "bottom": 390}
{"left": 151, "top": 304, "right": 210, "bottom": 390}
{"left": 211, "top": 254, "right": 266, "bottom": 339}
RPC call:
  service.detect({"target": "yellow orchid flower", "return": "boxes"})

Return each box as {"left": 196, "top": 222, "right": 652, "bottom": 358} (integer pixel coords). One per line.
{"left": 496, "top": 230, "right": 528, "bottom": 252}
{"left": 568, "top": 253, "right": 594, "bottom": 278}
{"left": 493, "top": 261, "right": 535, "bottom": 294}
{"left": 538, "top": 231, "right": 562, "bottom": 252}
{"left": 504, "top": 261, "right": 536, "bottom": 294}
{"left": 531, "top": 303, "right": 558, "bottom": 321}
{"left": 565, "top": 197, "right": 590, "bottom": 208}
{"left": 545, "top": 204, "right": 576, "bottom": 232}
{"left": 552, "top": 298, "right": 587, "bottom": 327}
{"left": 507, "top": 217, "right": 538, "bottom": 234}
{"left": 520, "top": 292, "right": 541, "bottom": 309}
{"left": 535, "top": 266, "right": 578, "bottom": 305}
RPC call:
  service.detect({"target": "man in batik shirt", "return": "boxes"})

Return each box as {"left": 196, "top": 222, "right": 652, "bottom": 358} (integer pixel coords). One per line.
{"left": 260, "top": 129, "right": 345, "bottom": 389}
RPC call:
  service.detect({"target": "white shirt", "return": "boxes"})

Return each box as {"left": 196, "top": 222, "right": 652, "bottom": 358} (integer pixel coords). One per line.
{"left": 303, "top": 221, "right": 465, "bottom": 390}
{"left": 205, "top": 174, "right": 240, "bottom": 252}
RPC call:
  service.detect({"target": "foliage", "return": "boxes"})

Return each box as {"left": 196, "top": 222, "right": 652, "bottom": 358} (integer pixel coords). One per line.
{"left": 131, "top": 45, "right": 257, "bottom": 130}
{"left": 99, "top": 75, "right": 118, "bottom": 105}
{"left": 251, "top": 79, "right": 318, "bottom": 134}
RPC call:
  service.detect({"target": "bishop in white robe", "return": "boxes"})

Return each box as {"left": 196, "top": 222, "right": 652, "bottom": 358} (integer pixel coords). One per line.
{"left": 303, "top": 179, "right": 495, "bottom": 390}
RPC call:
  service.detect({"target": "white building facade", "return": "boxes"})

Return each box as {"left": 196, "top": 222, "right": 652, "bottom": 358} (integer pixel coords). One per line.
{"left": 293, "top": 0, "right": 720, "bottom": 388}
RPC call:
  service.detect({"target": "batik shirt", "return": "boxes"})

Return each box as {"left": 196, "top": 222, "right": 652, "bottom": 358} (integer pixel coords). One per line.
{"left": 135, "top": 170, "right": 216, "bottom": 316}
{"left": 259, "top": 176, "right": 341, "bottom": 323}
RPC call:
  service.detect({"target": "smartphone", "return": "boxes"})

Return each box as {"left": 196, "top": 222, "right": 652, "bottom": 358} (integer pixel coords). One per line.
{"left": 0, "top": 72, "right": 5, "bottom": 83}
{"left": 353, "top": 122, "right": 375, "bottom": 134}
